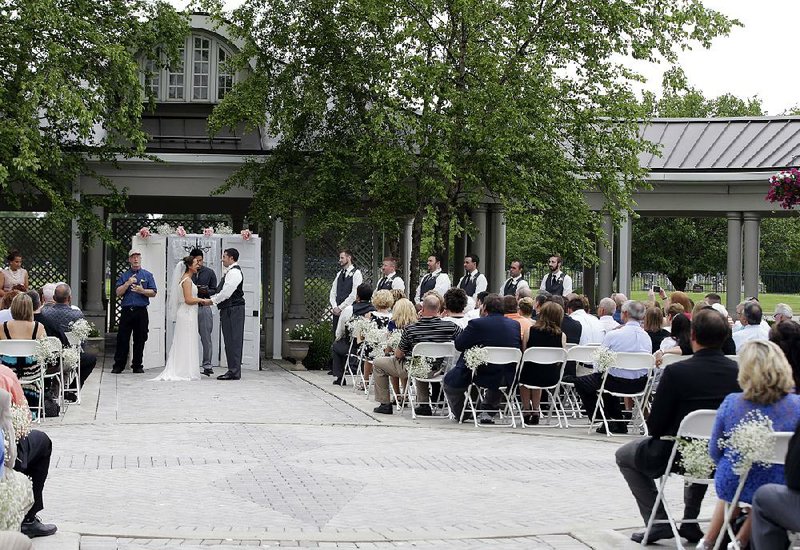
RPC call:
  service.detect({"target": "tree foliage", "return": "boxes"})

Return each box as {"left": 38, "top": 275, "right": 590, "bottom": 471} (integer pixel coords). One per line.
{"left": 205, "top": 0, "right": 737, "bottom": 285}
{"left": 0, "top": 0, "right": 187, "bottom": 242}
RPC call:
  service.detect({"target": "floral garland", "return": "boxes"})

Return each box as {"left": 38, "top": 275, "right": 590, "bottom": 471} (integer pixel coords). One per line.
{"left": 766, "top": 168, "right": 800, "bottom": 209}
{"left": 69, "top": 319, "right": 92, "bottom": 343}
{"left": 592, "top": 346, "right": 617, "bottom": 373}
{"left": 407, "top": 356, "right": 434, "bottom": 379}
{"left": 719, "top": 410, "right": 775, "bottom": 476}
{"left": 464, "top": 346, "right": 489, "bottom": 372}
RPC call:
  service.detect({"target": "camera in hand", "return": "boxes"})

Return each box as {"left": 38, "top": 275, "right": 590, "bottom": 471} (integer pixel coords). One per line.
{"left": 652, "top": 285, "right": 661, "bottom": 293}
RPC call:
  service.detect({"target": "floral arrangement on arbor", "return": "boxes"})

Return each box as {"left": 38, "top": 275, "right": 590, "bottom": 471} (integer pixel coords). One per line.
{"left": 137, "top": 226, "right": 151, "bottom": 239}
{"left": 719, "top": 410, "right": 776, "bottom": 476}
{"left": 175, "top": 225, "right": 187, "bottom": 237}
{"left": 286, "top": 324, "right": 314, "bottom": 340}
{"left": 154, "top": 222, "right": 174, "bottom": 236}
{"left": 766, "top": 168, "right": 800, "bottom": 209}
{"left": 240, "top": 229, "right": 252, "bottom": 241}
{"left": 464, "top": 346, "right": 489, "bottom": 372}
{"left": 592, "top": 346, "right": 617, "bottom": 373}
{"left": 215, "top": 223, "right": 233, "bottom": 235}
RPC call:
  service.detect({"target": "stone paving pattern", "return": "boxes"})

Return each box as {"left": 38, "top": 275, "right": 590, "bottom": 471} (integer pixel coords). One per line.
{"left": 29, "top": 355, "right": 716, "bottom": 549}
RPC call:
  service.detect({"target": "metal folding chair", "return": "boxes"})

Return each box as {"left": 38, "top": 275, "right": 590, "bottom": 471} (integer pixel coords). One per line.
{"left": 406, "top": 342, "right": 456, "bottom": 419}
{"left": 588, "top": 352, "right": 655, "bottom": 437}
{"left": 44, "top": 336, "right": 65, "bottom": 412}
{"left": 459, "top": 346, "right": 522, "bottom": 428}
{"left": 515, "top": 347, "right": 568, "bottom": 427}
{"left": 64, "top": 331, "right": 83, "bottom": 404}
{"left": 0, "top": 339, "right": 45, "bottom": 421}
{"left": 713, "top": 431, "right": 794, "bottom": 550}
{"left": 643, "top": 409, "right": 718, "bottom": 548}
{"left": 562, "top": 345, "right": 598, "bottom": 422}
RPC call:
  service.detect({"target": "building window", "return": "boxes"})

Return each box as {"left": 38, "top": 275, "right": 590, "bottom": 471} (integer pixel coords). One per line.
{"left": 141, "top": 33, "right": 236, "bottom": 103}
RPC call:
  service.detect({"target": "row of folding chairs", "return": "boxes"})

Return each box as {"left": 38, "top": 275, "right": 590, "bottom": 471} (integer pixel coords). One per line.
{"left": 0, "top": 337, "right": 82, "bottom": 421}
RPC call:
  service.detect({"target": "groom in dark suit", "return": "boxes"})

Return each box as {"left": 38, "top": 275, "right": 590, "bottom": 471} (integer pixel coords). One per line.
{"left": 616, "top": 308, "right": 740, "bottom": 545}
{"left": 211, "top": 248, "right": 245, "bottom": 380}
{"left": 443, "top": 293, "right": 522, "bottom": 423}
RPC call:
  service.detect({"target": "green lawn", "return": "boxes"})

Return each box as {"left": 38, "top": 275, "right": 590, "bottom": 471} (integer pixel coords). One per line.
{"left": 629, "top": 291, "right": 800, "bottom": 312}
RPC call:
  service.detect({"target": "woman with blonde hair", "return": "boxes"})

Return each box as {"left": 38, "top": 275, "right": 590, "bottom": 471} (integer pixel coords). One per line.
{"left": 386, "top": 298, "right": 417, "bottom": 400}
{"left": 697, "top": 340, "right": 800, "bottom": 549}
{"left": 357, "top": 290, "right": 395, "bottom": 390}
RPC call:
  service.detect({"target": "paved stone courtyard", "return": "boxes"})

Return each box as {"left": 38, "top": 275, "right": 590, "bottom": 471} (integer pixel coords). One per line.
{"left": 28, "top": 354, "right": 718, "bottom": 550}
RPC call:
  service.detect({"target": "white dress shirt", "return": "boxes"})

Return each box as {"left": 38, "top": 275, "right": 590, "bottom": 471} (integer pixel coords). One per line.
{"left": 377, "top": 272, "right": 405, "bottom": 291}
{"left": 732, "top": 323, "right": 769, "bottom": 352}
{"left": 465, "top": 308, "right": 480, "bottom": 320}
{"left": 539, "top": 270, "right": 573, "bottom": 296}
{"left": 335, "top": 305, "right": 354, "bottom": 340}
{"left": 414, "top": 270, "right": 452, "bottom": 304}
{"left": 570, "top": 309, "right": 605, "bottom": 345}
{"left": 211, "top": 262, "right": 243, "bottom": 306}
{"left": 599, "top": 315, "right": 621, "bottom": 335}
{"left": 442, "top": 315, "right": 470, "bottom": 329}
{"left": 602, "top": 321, "right": 652, "bottom": 379}
{"left": 329, "top": 266, "right": 363, "bottom": 311}
{"left": 499, "top": 276, "right": 530, "bottom": 296}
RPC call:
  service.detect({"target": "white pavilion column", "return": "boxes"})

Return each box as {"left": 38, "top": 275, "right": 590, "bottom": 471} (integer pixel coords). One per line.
{"left": 726, "top": 212, "right": 743, "bottom": 314}
{"left": 597, "top": 214, "right": 614, "bottom": 299}
{"left": 288, "top": 213, "right": 307, "bottom": 320}
{"left": 84, "top": 205, "right": 106, "bottom": 335}
{"left": 271, "top": 218, "right": 284, "bottom": 360}
{"left": 618, "top": 212, "right": 632, "bottom": 297}
{"left": 400, "top": 216, "right": 413, "bottom": 283}
{"left": 743, "top": 212, "right": 761, "bottom": 299}
{"left": 489, "top": 204, "right": 507, "bottom": 291}
{"left": 69, "top": 190, "right": 81, "bottom": 308}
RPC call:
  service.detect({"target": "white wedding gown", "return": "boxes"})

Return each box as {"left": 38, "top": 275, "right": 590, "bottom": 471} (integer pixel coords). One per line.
{"left": 151, "top": 277, "right": 200, "bottom": 381}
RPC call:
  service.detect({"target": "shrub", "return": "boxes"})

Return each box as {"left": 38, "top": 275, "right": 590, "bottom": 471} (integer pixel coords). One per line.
{"left": 304, "top": 323, "right": 334, "bottom": 370}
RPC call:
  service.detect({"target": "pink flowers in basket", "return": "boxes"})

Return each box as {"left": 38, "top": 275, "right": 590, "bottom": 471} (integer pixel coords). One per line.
{"left": 240, "top": 229, "right": 252, "bottom": 241}
{"left": 766, "top": 168, "right": 800, "bottom": 209}
{"left": 138, "top": 227, "right": 151, "bottom": 239}
{"left": 175, "top": 225, "right": 187, "bottom": 237}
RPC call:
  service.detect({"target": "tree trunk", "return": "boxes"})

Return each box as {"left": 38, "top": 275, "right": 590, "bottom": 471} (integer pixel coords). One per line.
{"left": 666, "top": 272, "right": 690, "bottom": 292}
{"left": 409, "top": 209, "right": 424, "bottom": 293}
{"left": 435, "top": 204, "right": 452, "bottom": 274}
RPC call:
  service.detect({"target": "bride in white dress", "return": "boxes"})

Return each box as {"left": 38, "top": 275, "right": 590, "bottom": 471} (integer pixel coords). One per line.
{"left": 151, "top": 256, "right": 212, "bottom": 381}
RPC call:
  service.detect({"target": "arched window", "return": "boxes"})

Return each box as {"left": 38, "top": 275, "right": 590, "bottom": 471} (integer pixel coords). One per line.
{"left": 141, "top": 33, "right": 236, "bottom": 103}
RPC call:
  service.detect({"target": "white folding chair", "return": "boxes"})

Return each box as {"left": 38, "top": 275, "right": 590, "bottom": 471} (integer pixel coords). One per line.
{"left": 0, "top": 339, "right": 45, "bottom": 421}
{"left": 713, "top": 431, "right": 794, "bottom": 550}
{"left": 63, "top": 331, "right": 82, "bottom": 404}
{"left": 460, "top": 347, "right": 522, "bottom": 428}
{"left": 343, "top": 338, "right": 365, "bottom": 388}
{"left": 515, "top": 347, "right": 568, "bottom": 427}
{"left": 643, "top": 409, "right": 718, "bottom": 548}
{"left": 725, "top": 355, "right": 739, "bottom": 364}
{"left": 562, "top": 345, "right": 598, "bottom": 422}
{"left": 406, "top": 342, "right": 456, "bottom": 419}
{"left": 44, "top": 336, "right": 65, "bottom": 412}
{"left": 646, "top": 353, "right": 690, "bottom": 410}
{"left": 588, "top": 352, "right": 655, "bottom": 437}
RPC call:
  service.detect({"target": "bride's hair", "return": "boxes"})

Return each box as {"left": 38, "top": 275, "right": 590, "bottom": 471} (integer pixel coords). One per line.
{"left": 182, "top": 255, "right": 196, "bottom": 270}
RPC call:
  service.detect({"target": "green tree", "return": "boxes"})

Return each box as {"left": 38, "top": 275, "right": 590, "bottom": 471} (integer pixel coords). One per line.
{"left": 205, "top": 0, "right": 737, "bottom": 287}
{"left": 0, "top": 0, "right": 187, "bottom": 242}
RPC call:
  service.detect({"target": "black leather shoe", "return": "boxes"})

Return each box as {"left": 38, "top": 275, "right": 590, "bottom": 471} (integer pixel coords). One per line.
{"left": 111, "top": 367, "right": 124, "bottom": 374}
{"left": 630, "top": 526, "right": 674, "bottom": 545}
{"left": 132, "top": 366, "right": 145, "bottom": 373}
{"left": 678, "top": 523, "right": 704, "bottom": 543}
{"left": 217, "top": 372, "right": 240, "bottom": 380}
{"left": 332, "top": 377, "right": 347, "bottom": 386}
{"left": 21, "top": 516, "right": 57, "bottom": 538}
{"left": 414, "top": 404, "right": 433, "bottom": 416}
{"left": 373, "top": 403, "right": 393, "bottom": 414}
{"left": 201, "top": 368, "right": 214, "bottom": 377}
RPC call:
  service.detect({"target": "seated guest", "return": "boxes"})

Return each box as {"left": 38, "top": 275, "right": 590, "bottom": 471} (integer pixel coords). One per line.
{"left": 697, "top": 340, "right": 800, "bottom": 550}
{"left": 330, "top": 283, "right": 375, "bottom": 386}
{"left": 443, "top": 294, "right": 521, "bottom": 423}
{"left": 773, "top": 302, "right": 794, "bottom": 325}
{"left": 0, "top": 290, "right": 20, "bottom": 323}
{"left": 567, "top": 296, "right": 603, "bottom": 345}
{"left": 356, "top": 290, "right": 394, "bottom": 391}
{"left": 40, "top": 283, "right": 57, "bottom": 308}
{"left": 0, "top": 356, "right": 56, "bottom": 537}
{"left": 521, "top": 302, "right": 566, "bottom": 425}
{"left": 0, "top": 293, "right": 47, "bottom": 368}
{"left": 36, "top": 284, "right": 96, "bottom": 388}
{"left": 386, "top": 298, "right": 417, "bottom": 400}
{"left": 611, "top": 293, "right": 627, "bottom": 323}
{"left": 516, "top": 286, "right": 533, "bottom": 301}
{"left": 750, "top": 420, "right": 800, "bottom": 550}
{"left": 503, "top": 295, "right": 532, "bottom": 349}
{"left": 441, "top": 288, "right": 469, "bottom": 329}
{"left": 465, "top": 291, "right": 489, "bottom": 320}
{"left": 531, "top": 291, "right": 550, "bottom": 321}
{"left": 567, "top": 300, "right": 650, "bottom": 434}
{"left": 597, "top": 297, "right": 620, "bottom": 335}
{"left": 616, "top": 308, "right": 740, "bottom": 545}
{"left": 666, "top": 291, "right": 693, "bottom": 319}
{"left": 704, "top": 292, "right": 722, "bottom": 306}
{"left": 644, "top": 306, "right": 669, "bottom": 353}
{"left": 372, "top": 295, "right": 461, "bottom": 415}
{"left": 551, "top": 295, "right": 581, "bottom": 345}
{"left": 423, "top": 290, "right": 445, "bottom": 314}
{"left": 655, "top": 313, "right": 692, "bottom": 363}
{"left": 733, "top": 297, "right": 771, "bottom": 335}
{"left": 769, "top": 319, "right": 800, "bottom": 391}
{"left": 390, "top": 289, "right": 405, "bottom": 304}
{"left": 517, "top": 297, "right": 535, "bottom": 324}
{"left": 733, "top": 301, "right": 769, "bottom": 352}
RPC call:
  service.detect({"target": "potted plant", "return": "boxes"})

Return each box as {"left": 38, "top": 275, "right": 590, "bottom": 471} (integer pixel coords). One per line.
{"left": 84, "top": 323, "right": 104, "bottom": 356}
{"left": 285, "top": 324, "right": 314, "bottom": 369}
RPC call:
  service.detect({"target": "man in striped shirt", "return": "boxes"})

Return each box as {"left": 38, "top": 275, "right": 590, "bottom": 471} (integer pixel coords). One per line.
{"left": 372, "top": 295, "right": 462, "bottom": 415}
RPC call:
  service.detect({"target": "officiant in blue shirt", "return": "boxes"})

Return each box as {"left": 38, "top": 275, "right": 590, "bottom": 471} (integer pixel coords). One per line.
{"left": 112, "top": 249, "right": 157, "bottom": 374}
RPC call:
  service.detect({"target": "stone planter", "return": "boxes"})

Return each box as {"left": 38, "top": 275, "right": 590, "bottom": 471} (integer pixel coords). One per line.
{"left": 84, "top": 336, "right": 105, "bottom": 357}
{"left": 285, "top": 340, "right": 311, "bottom": 370}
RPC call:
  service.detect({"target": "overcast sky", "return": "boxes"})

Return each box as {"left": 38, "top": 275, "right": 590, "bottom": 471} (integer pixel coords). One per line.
{"left": 179, "top": 0, "right": 797, "bottom": 115}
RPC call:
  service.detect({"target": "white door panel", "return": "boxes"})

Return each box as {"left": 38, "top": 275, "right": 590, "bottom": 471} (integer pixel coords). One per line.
{"left": 131, "top": 235, "right": 166, "bottom": 370}
{"left": 220, "top": 236, "right": 262, "bottom": 370}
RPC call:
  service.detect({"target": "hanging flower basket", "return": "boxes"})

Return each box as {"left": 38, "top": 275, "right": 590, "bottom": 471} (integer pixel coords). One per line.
{"left": 137, "top": 227, "right": 151, "bottom": 239}
{"left": 175, "top": 225, "right": 187, "bottom": 237}
{"left": 766, "top": 168, "right": 800, "bottom": 209}
{"left": 241, "top": 229, "right": 252, "bottom": 241}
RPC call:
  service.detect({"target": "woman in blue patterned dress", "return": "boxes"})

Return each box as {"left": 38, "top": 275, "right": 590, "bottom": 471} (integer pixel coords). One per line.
{"left": 697, "top": 340, "right": 800, "bottom": 550}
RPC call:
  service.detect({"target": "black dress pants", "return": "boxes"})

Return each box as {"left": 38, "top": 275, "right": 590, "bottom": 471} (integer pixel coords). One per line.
{"left": 15, "top": 429, "right": 52, "bottom": 520}
{"left": 114, "top": 306, "right": 148, "bottom": 370}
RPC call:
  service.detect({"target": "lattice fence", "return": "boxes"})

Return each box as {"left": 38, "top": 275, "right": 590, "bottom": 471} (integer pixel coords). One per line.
{"left": 109, "top": 215, "right": 232, "bottom": 331}
{"left": 0, "top": 213, "right": 70, "bottom": 290}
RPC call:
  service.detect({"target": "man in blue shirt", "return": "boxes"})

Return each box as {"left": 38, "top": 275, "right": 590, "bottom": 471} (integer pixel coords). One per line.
{"left": 112, "top": 249, "right": 157, "bottom": 374}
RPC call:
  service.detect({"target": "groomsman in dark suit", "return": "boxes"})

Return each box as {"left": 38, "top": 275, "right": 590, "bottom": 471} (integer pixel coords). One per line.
{"left": 413, "top": 254, "right": 451, "bottom": 306}
{"left": 457, "top": 254, "right": 487, "bottom": 311}
{"left": 500, "top": 260, "right": 530, "bottom": 296}
{"left": 329, "top": 249, "right": 362, "bottom": 333}
{"left": 375, "top": 257, "right": 405, "bottom": 292}
{"left": 539, "top": 255, "right": 572, "bottom": 296}
{"left": 443, "top": 294, "right": 521, "bottom": 423}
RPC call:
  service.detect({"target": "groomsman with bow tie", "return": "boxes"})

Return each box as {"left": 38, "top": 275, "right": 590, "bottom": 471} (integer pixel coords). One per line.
{"left": 458, "top": 254, "right": 488, "bottom": 311}
{"left": 413, "top": 254, "right": 452, "bottom": 306}
{"left": 500, "top": 260, "right": 530, "bottom": 296}
{"left": 329, "top": 249, "right": 363, "bottom": 333}
{"left": 375, "top": 257, "right": 405, "bottom": 292}
{"left": 539, "top": 255, "right": 572, "bottom": 297}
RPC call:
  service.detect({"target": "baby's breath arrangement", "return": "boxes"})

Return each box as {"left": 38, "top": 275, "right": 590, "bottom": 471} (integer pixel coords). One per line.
{"left": 387, "top": 330, "right": 402, "bottom": 351}
{"left": 407, "top": 356, "right": 434, "bottom": 379}
{"left": 674, "top": 437, "right": 715, "bottom": 480}
{"left": 347, "top": 317, "right": 375, "bottom": 341}
{"left": 10, "top": 403, "right": 31, "bottom": 442}
{"left": 34, "top": 339, "right": 54, "bottom": 368}
{"left": 719, "top": 410, "right": 776, "bottom": 476}
{"left": 154, "top": 222, "right": 175, "bottom": 236}
{"left": 464, "top": 346, "right": 489, "bottom": 372}
{"left": 364, "top": 326, "right": 390, "bottom": 358}
{"left": 215, "top": 223, "right": 234, "bottom": 235}
{"left": 592, "top": 346, "right": 617, "bottom": 373}
{"left": 0, "top": 466, "right": 34, "bottom": 530}
{"left": 69, "top": 318, "right": 93, "bottom": 343}
{"left": 62, "top": 347, "right": 80, "bottom": 372}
